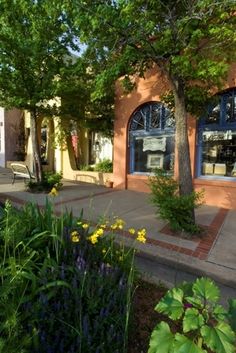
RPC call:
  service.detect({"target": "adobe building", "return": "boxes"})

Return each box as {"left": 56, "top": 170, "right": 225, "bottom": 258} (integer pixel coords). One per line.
{"left": 113, "top": 64, "right": 236, "bottom": 209}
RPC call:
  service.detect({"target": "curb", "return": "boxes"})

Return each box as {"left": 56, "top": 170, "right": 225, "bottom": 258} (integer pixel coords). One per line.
{"left": 136, "top": 250, "right": 236, "bottom": 290}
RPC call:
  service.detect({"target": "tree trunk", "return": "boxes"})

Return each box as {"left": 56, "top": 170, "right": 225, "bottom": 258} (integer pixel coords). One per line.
{"left": 30, "top": 111, "right": 43, "bottom": 182}
{"left": 172, "top": 77, "right": 193, "bottom": 195}
{"left": 171, "top": 76, "right": 195, "bottom": 224}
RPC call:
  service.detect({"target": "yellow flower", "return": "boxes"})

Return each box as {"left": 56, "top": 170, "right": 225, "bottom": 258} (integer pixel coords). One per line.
{"left": 100, "top": 224, "right": 107, "bottom": 229}
{"left": 136, "top": 228, "right": 147, "bottom": 243}
{"left": 136, "top": 234, "right": 146, "bottom": 243}
{"left": 49, "top": 187, "right": 58, "bottom": 197}
{"left": 77, "top": 221, "right": 82, "bottom": 226}
{"left": 96, "top": 228, "right": 104, "bottom": 236}
{"left": 111, "top": 218, "right": 125, "bottom": 230}
{"left": 137, "top": 228, "right": 146, "bottom": 237}
{"left": 116, "top": 218, "right": 125, "bottom": 229}
{"left": 111, "top": 224, "right": 118, "bottom": 230}
{"left": 128, "top": 228, "right": 136, "bottom": 235}
{"left": 89, "top": 233, "right": 99, "bottom": 244}
{"left": 82, "top": 223, "right": 89, "bottom": 229}
{"left": 102, "top": 248, "right": 107, "bottom": 254}
{"left": 71, "top": 230, "right": 80, "bottom": 243}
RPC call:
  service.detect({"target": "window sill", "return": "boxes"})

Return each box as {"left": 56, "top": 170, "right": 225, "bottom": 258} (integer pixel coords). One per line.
{"left": 194, "top": 176, "right": 236, "bottom": 188}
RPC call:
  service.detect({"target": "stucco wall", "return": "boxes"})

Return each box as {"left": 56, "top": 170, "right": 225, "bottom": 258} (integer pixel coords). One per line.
{"left": 61, "top": 148, "right": 112, "bottom": 186}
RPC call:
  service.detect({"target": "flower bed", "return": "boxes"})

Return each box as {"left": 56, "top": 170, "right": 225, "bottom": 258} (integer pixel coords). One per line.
{"left": 0, "top": 198, "right": 146, "bottom": 353}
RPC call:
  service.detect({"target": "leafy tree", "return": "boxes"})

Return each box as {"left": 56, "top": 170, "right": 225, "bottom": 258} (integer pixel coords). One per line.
{"left": 56, "top": 56, "right": 114, "bottom": 169}
{"left": 58, "top": 57, "right": 114, "bottom": 138}
{"left": 0, "top": 0, "right": 79, "bottom": 182}
{"left": 72, "top": 0, "right": 236, "bottom": 224}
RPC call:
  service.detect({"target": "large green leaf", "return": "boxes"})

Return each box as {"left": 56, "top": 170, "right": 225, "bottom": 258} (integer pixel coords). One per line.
{"left": 192, "top": 278, "right": 220, "bottom": 303}
{"left": 212, "top": 304, "right": 227, "bottom": 321}
{"left": 185, "top": 296, "right": 203, "bottom": 309}
{"left": 174, "top": 333, "right": 207, "bottom": 353}
{"left": 228, "top": 299, "right": 236, "bottom": 332}
{"left": 148, "top": 322, "right": 174, "bottom": 353}
{"left": 183, "top": 308, "right": 204, "bottom": 333}
{"left": 201, "top": 322, "right": 236, "bottom": 353}
{"left": 155, "top": 288, "right": 184, "bottom": 320}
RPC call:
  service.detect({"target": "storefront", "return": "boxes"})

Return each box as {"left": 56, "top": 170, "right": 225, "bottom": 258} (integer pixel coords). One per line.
{"left": 113, "top": 65, "right": 236, "bottom": 208}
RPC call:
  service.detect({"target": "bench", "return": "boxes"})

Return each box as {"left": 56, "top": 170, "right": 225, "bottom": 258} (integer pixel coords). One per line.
{"left": 10, "top": 163, "right": 35, "bottom": 184}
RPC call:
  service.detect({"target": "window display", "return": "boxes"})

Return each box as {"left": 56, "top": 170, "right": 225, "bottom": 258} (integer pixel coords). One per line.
{"left": 198, "top": 89, "right": 236, "bottom": 178}
{"left": 129, "top": 102, "right": 175, "bottom": 174}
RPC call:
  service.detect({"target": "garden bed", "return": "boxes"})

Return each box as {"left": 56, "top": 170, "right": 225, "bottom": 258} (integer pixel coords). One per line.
{"left": 128, "top": 280, "right": 167, "bottom": 353}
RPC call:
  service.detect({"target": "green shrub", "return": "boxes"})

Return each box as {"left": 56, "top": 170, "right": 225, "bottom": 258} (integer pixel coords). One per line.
{"left": 148, "top": 277, "right": 236, "bottom": 353}
{"left": 94, "top": 159, "right": 113, "bottom": 173}
{"left": 149, "top": 169, "right": 203, "bottom": 234}
{"left": 27, "top": 171, "right": 63, "bottom": 192}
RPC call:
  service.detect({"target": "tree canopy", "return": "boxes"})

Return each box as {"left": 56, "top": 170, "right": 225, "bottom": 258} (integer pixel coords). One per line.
{"left": 73, "top": 0, "right": 236, "bottom": 197}
{"left": 0, "top": 0, "right": 114, "bottom": 181}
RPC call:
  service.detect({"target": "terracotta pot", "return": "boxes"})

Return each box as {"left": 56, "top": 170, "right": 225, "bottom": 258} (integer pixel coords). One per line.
{"left": 105, "top": 180, "right": 113, "bottom": 188}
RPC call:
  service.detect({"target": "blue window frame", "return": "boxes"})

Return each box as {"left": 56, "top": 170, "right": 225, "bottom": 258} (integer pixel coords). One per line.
{"left": 129, "top": 102, "right": 175, "bottom": 174}
{"left": 197, "top": 89, "right": 236, "bottom": 179}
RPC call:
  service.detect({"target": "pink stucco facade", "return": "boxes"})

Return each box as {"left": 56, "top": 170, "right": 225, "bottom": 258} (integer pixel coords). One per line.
{"left": 113, "top": 64, "right": 236, "bottom": 209}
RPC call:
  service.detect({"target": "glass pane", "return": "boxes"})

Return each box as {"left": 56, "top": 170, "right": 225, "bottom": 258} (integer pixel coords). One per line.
{"left": 150, "top": 104, "right": 161, "bottom": 129}
{"left": 130, "top": 111, "right": 145, "bottom": 130}
{"left": 225, "top": 92, "right": 236, "bottom": 123}
{"left": 205, "top": 99, "right": 220, "bottom": 124}
{"left": 129, "top": 102, "right": 175, "bottom": 132}
{"left": 133, "top": 134, "right": 175, "bottom": 173}
{"left": 164, "top": 109, "right": 175, "bottom": 128}
{"left": 201, "top": 130, "right": 236, "bottom": 177}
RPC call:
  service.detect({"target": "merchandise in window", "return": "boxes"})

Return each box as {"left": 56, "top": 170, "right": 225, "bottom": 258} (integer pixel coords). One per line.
{"left": 198, "top": 89, "right": 236, "bottom": 178}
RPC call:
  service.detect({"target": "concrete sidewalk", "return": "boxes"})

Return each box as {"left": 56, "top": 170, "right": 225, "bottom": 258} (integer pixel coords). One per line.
{"left": 0, "top": 168, "right": 235, "bottom": 300}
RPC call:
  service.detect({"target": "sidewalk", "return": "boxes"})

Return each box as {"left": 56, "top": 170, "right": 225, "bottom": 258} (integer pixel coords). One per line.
{"left": 0, "top": 168, "right": 235, "bottom": 295}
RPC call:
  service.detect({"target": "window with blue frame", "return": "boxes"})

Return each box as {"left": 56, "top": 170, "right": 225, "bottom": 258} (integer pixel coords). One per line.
{"left": 197, "top": 89, "right": 236, "bottom": 178}
{"left": 129, "top": 102, "right": 175, "bottom": 174}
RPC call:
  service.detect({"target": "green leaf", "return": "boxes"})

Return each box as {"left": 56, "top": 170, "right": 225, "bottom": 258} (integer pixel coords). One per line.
{"left": 155, "top": 288, "right": 184, "bottom": 320}
{"left": 192, "top": 278, "right": 220, "bottom": 303}
{"left": 148, "top": 322, "right": 174, "bottom": 353}
{"left": 212, "top": 304, "right": 227, "bottom": 321}
{"left": 183, "top": 308, "right": 205, "bottom": 333}
{"left": 174, "top": 333, "right": 206, "bottom": 353}
{"left": 201, "top": 322, "right": 236, "bottom": 353}
{"left": 228, "top": 299, "right": 236, "bottom": 331}
{"left": 185, "top": 296, "right": 203, "bottom": 309}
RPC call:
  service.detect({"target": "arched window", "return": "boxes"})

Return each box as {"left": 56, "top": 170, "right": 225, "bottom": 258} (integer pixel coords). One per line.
{"left": 197, "top": 89, "right": 236, "bottom": 178}
{"left": 129, "top": 102, "right": 175, "bottom": 174}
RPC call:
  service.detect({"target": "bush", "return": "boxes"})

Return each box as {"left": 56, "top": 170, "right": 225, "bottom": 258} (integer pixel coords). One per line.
{"left": 0, "top": 199, "right": 144, "bottom": 353}
{"left": 148, "top": 278, "right": 236, "bottom": 353}
{"left": 94, "top": 159, "right": 113, "bottom": 173}
{"left": 27, "top": 171, "right": 63, "bottom": 192}
{"left": 149, "top": 169, "right": 204, "bottom": 234}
